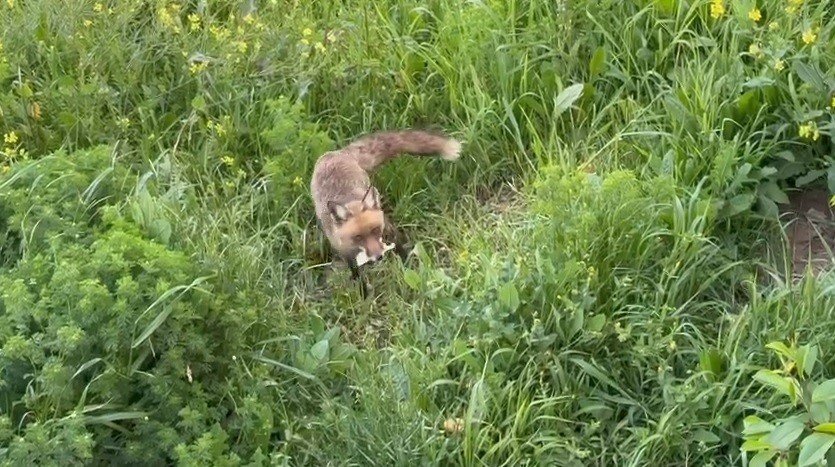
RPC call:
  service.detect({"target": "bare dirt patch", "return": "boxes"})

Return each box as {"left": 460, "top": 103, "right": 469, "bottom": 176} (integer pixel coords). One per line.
{"left": 781, "top": 189, "right": 835, "bottom": 279}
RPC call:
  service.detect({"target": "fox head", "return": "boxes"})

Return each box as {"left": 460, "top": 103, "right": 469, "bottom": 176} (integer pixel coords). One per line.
{"left": 327, "top": 186, "right": 389, "bottom": 265}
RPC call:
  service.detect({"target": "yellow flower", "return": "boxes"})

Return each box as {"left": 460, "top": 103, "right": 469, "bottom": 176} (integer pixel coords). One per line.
{"left": 710, "top": 0, "right": 725, "bottom": 19}
{"left": 798, "top": 122, "right": 820, "bottom": 141}
{"left": 93, "top": 2, "right": 103, "bottom": 13}
{"left": 221, "top": 155, "right": 235, "bottom": 166}
{"left": 234, "top": 40, "right": 248, "bottom": 54}
{"left": 773, "top": 59, "right": 785, "bottom": 71}
{"left": 300, "top": 38, "right": 309, "bottom": 46}
{"left": 6, "top": 0, "right": 13, "bottom": 7}
{"left": 748, "top": 43, "right": 763, "bottom": 58}
{"left": 802, "top": 27, "right": 817, "bottom": 45}
{"left": 210, "top": 24, "right": 229, "bottom": 41}
{"left": 748, "top": 8, "right": 761, "bottom": 22}
{"left": 0, "top": 165, "right": 9, "bottom": 174}
{"left": 302, "top": 27, "right": 312, "bottom": 36}
{"left": 768, "top": 21, "right": 779, "bottom": 31}
{"left": 188, "top": 61, "right": 207, "bottom": 75}
{"left": 830, "top": 96, "right": 835, "bottom": 110}
{"left": 188, "top": 13, "right": 201, "bottom": 32}
{"left": 83, "top": 19, "right": 93, "bottom": 27}
{"left": 3, "top": 131, "right": 18, "bottom": 145}
{"left": 292, "top": 176, "right": 302, "bottom": 187}
{"left": 314, "top": 42, "right": 326, "bottom": 54}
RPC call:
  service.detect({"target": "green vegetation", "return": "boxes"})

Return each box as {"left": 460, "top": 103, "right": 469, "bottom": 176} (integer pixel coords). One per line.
{"left": 1, "top": 0, "right": 835, "bottom": 465}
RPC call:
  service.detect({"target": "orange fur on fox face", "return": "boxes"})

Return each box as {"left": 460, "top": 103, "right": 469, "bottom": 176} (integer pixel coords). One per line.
{"left": 328, "top": 189, "right": 387, "bottom": 262}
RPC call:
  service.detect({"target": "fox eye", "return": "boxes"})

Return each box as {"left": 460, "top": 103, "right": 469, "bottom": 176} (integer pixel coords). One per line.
{"left": 371, "top": 227, "right": 381, "bottom": 236}
{"left": 353, "top": 234, "right": 364, "bottom": 243}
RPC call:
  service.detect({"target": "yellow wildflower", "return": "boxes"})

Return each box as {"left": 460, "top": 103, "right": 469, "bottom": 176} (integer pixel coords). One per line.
{"left": 773, "top": 59, "right": 785, "bottom": 71}
{"left": 210, "top": 24, "right": 230, "bottom": 41}
{"left": 1, "top": 165, "right": 9, "bottom": 174}
{"left": 710, "top": 0, "right": 725, "bottom": 19}
{"left": 302, "top": 27, "right": 312, "bottom": 36}
{"left": 188, "top": 13, "right": 201, "bottom": 32}
{"left": 768, "top": 21, "right": 779, "bottom": 31}
{"left": 314, "top": 42, "right": 326, "bottom": 54}
{"left": 830, "top": 96, "right": 835, "bottom": 110}
{"left": 6, "top": 0, "right": 13, "bottom": 7}
{"left": 221, "top": 155, "right": 235, "bottom": 166}
{"left": 748, "top": 8, "right": 761, "bottom": 22}
{"left": 188, "top": 61, "right": 207, "bottom": 75}
{"left": 234, "top": 40, "right": 248, "bottom": 54}
{"left": 93, "top": 2, "right": 103, "bottom": 12}
{"left": 83, "top": 19, "right": 93, "bottom": 27}
{"left": 3, "top": 131, "right": 18, "bottom": 145}
{"left": 802, "top": 27, "right": 817, "bottom": 45}
{"left": 798, "top": 122, "right": 820, "bottom": 141}
{"left": 300, "top": 38, "right": 309, "bottom": 46}
{"left": 292, "top": 176, "right": 302, "bottom": 187}
{"left": 748, "top": 43, "right": 763, "bottom": 58}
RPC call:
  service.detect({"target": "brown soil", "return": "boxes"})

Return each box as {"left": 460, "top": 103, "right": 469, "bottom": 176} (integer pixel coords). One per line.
{"left": 781, "top": 189, "right": 835, "bottom": 279}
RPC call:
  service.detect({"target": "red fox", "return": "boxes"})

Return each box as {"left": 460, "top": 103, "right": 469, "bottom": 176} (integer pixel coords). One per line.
{"left": 310, "top": 130, "right": 461, "bottom": 297}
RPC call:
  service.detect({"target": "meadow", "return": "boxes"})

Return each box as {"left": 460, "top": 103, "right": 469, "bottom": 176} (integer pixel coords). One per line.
{"left": 1, "top": 0, "right": 835, "bottom": 465}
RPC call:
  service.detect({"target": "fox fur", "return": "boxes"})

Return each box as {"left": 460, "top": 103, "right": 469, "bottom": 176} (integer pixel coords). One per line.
{"left": 310, "top": 129, "right": 461, "bottom": 296}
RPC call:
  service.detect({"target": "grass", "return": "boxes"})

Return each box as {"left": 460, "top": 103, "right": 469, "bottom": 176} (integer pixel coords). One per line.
{"left": 1, "top": 0, "right": 835, "bottom": 465}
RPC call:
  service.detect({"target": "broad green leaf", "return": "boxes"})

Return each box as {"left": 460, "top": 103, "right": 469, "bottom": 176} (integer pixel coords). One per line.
{"left": 743, "top": 415, "right": 776, "bottom": 436}
{"left": 498, "top": 282, "right": 520, "bottom": 312}
{"left": 811, "top": 402, "right": 832, "bottom": 425}
{"left": 750, "top": 450, "right": 777, "bottom": 467}
{"left": 796, "top": 170, "right": 825, "bottom": 187}
{"left": 800, "top": 344, "right": 819, "bottom": 377}
{"left": 798, "top": 433, "right": 835, "bottom": 466}
{"left": 741, "top": 437, "right": 772, "bottom": 452}
{"left": 586, "top": 314, "right": 606, "bottom": 333}
{"left": 692, "top": 429, "right": 720, "bottom": 444}
{"left": 813, "top": 380, "right": 835, "bottom": 403}
{"left": 310, "top": 339, "right": 329, "bottom": 362}
{"left": 743, "top": 77, "right": 775, "bottom": 88}
{"left": 589, "top": 47, "right": 606, "bottom": 77}
{"left": 699, "top": 348, "right": 726, "bottom": 381}
{"left": 191, "top": 94, "right": 207, "bottom": 112}
{"left": 725, "top": 193, "right": 755, "bottom": 216}
{"left": 765, "top": 419, "right": 805, "bottom": 450}
{"left": 653, "top": 0, "right": 676, "bottom": 15}
{"left": 554, "top": 83, "right": 585, "bottom": 116}
{"left": 403, "top": 269, "right": 421, "bottom": 290}
{"left": 765, "top": 341, "right": 794, "bottom": 359}
{"left": 794, "top": 61, "right": 826, "bottom": 90}
{"left": 753, "top": 369, "right": 795, "bottom": 398}
{"left": 759, "top": 182, "right": 789, "bottom": 204}
{"left": 814, "top": 423, "right": 835, "bottom": 434}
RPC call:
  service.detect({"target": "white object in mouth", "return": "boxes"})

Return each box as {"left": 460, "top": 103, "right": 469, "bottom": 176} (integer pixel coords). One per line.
{"left": 354, "top": 243, "right": 396, "bottom": 266}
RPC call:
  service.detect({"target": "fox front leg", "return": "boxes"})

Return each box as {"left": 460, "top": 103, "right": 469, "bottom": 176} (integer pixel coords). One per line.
{"left": 349, "top": 261, "right": 368, "bottom": 299}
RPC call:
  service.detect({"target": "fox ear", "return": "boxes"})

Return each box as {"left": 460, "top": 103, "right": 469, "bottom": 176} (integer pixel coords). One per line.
{"left": 361, "top": 186, "right": 380, "bottom": 210}
{"left": 327, "top": 201, "right": 350, "bottom": 223}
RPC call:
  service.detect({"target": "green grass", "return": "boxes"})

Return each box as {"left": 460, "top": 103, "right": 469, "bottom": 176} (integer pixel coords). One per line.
{"left": 1, "top": 0, "right": 835, "bottom": 465}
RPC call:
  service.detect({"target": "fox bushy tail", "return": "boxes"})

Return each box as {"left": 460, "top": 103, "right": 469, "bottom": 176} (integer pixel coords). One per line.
{"left": 342, "top": 130, "right": 461, "bottom": 172}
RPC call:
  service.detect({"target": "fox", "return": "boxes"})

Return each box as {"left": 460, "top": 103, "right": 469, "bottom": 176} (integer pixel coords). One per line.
{"left": 310, "top": 129, "right": 462, "bottom": 297}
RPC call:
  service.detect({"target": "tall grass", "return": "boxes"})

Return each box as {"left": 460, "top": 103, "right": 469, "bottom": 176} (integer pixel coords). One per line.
{"left": 1, "top": 0, "right": 834, "bottom": 465}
